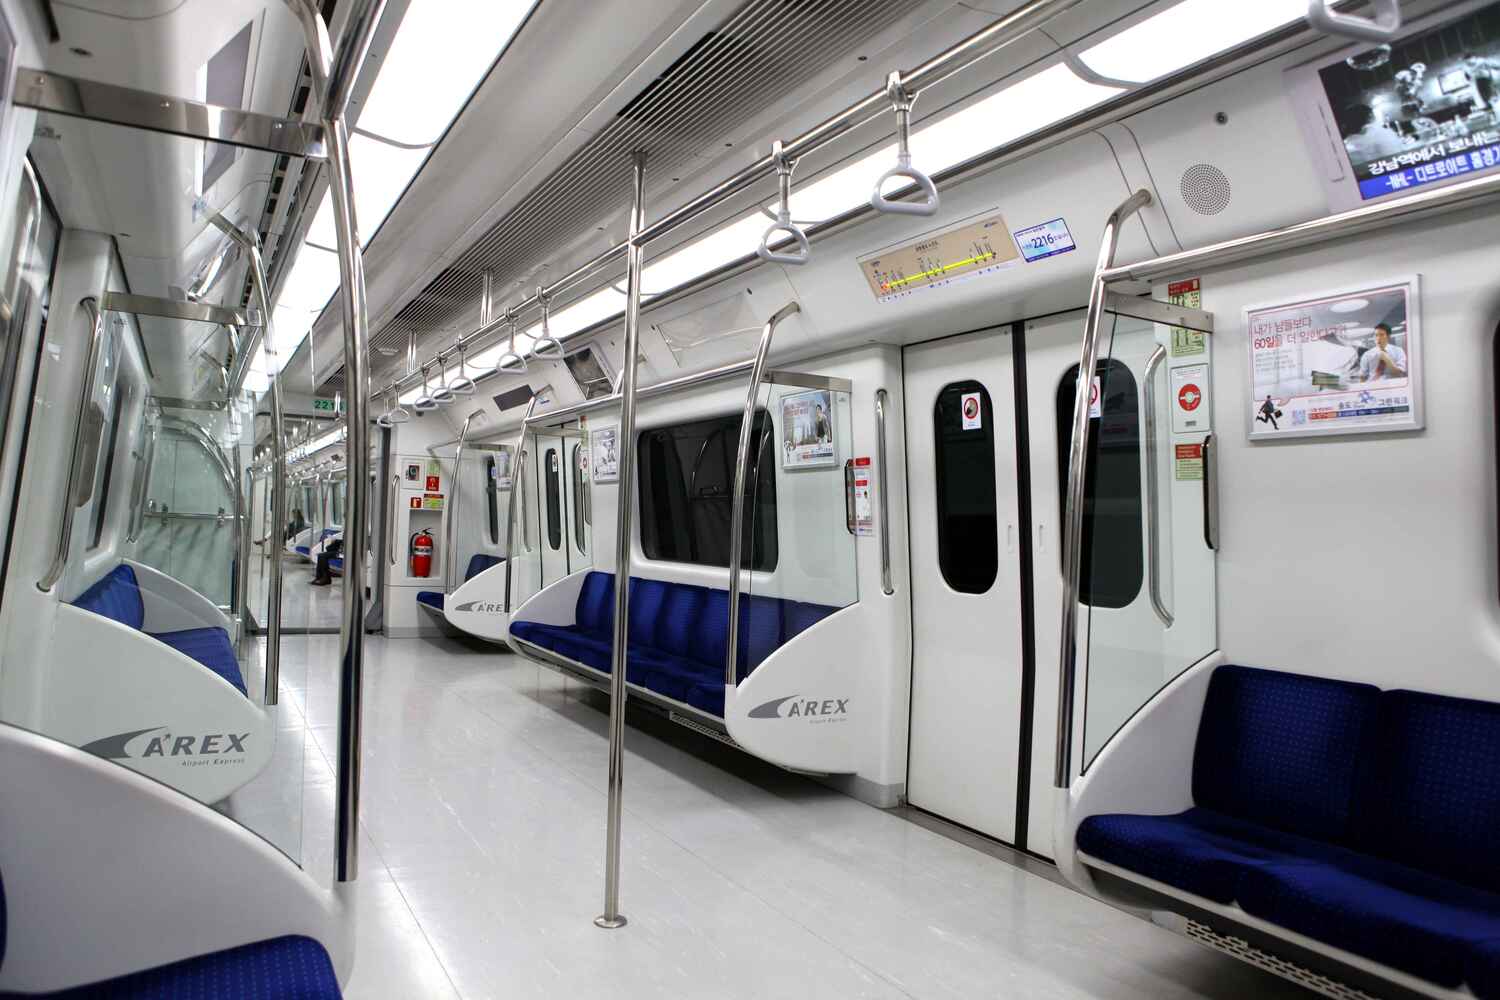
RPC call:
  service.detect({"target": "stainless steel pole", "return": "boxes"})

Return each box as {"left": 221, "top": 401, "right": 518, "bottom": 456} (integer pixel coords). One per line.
{"left": 446, "top": 410, "right": 485, "bottom": 594}
{"left": 724, "top": 301, "right": 800, "bottom": 686}
{"left": 503, "top": 395, "right": 541, "bottom": 613}
{"left": 596, "top": 152, "right": 647, "bottom": 932}
{"left": 1054, "top": 189, "right": 1151, "bottom": 791}
{"left": 211, "top": 215, "right": 286, "bottom": 706}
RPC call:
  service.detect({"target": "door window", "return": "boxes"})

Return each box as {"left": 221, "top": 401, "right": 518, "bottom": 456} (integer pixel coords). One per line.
{"left": 544, "top": 448, "right": 561, "bottom": 551}
{"left": 933, "top": 381, "right": 998, "bottom": 594}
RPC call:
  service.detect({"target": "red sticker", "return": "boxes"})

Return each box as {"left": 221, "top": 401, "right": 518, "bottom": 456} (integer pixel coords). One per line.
{"left": 1178, "top": 383, "right": 1203, "bottom": 411}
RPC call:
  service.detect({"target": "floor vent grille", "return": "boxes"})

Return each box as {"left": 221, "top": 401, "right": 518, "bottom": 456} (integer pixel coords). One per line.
{"left": 1184, "top": 920, "right": 1381, "bottom": 1000}
{"left": 669, "top": 711, "right": 738, "bottom": 747}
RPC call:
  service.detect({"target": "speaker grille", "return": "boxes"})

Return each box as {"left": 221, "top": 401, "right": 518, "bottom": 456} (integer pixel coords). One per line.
{"left": 1180, "top": 163, "right": 1232, "bottom": 215}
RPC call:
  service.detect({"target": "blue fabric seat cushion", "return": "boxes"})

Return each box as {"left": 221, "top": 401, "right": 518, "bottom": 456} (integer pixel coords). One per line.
{"left": 416, "top": 591, "right": 443, "bottom": 611}
{"left": 1354, "top": 689, "right": 1500, "bottom": 893}
{"left": 72, "top": 565, "right": 145, "bottom": 631}
{"left": 295, "top": 546, "right": 310, "bottom": 556}
{"left": 150, "top": 627, "right": 246, "bottom": 696}
{"left": 328, "top": 558, "right": 343, "bottom": 573}
{"left": 1076, "top": 807, "right": 1349, "bottom": 904}
{"left": 464, "top": 554, "right": 501, "bottom": 582}
{"left": 17, "top": 935, "right": 340, "bottom": 999}
{"left": 1237, "top": 855, "right": 1500, "bottom": 991}
{"left": 1192, "top": 665, "right": 1380, "bottom": 844}
{"left": 575, "top": 573, "right": 615, "bottom": 635}
{"left": 641, "top": 655, "right": 717, "bottom": 703}
{"left": 655, "top": 584, "right": 705, "bottom": 659}
{"left": 686, "top": 681, "right": 726, "bottom": 718}
{"left": 628, "top": 578, "right": 670, "bottom": 649}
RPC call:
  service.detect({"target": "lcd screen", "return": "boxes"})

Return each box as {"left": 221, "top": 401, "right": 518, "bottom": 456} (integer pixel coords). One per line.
{"left": 1314, "top": 1, "right": 1500, "bottom": 201}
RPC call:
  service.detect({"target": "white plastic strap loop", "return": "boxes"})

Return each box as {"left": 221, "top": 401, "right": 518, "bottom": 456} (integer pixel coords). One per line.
{"left": 758, "top": 140, "right": 810, "bottom": 266}
{"left": 870, "top": 71, "right": 939, "bottom": 218}
{"left": 1307, "top": 0, "right": 1402, "bottom": 44}
{"left": 532, "top": 287, "right": 565, "bottom": 360}
{"left": 497, "top": 308, "right": 528, "bottom": 374}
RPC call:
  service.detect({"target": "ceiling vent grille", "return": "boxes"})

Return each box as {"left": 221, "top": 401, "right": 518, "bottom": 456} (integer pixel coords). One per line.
{"left": 327, "top": 0, "right": 907, "bottom": 392}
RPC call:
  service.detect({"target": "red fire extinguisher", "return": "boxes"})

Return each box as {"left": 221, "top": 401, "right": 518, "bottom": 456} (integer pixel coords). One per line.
{"left": 409, "top": 529, "right": 434, "bottom": 578}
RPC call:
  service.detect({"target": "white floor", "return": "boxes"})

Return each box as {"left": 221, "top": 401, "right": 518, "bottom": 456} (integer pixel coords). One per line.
{"left": 245, "top": 549, "right": 346, "bottom": 631}
{"left": 240, "top": 634, "right": 1312, "bottom": 1000}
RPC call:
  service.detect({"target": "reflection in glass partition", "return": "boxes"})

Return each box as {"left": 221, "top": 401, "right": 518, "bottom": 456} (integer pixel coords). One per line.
{"left": 1077, "top": 313, "right": 1217, "bottom": 768}
{"left": 739, "top": 378, "right": 858, "bottom": 685}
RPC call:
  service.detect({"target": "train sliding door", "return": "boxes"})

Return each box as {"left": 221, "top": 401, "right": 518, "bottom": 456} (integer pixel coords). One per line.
{"left": 904, "top": 327, "right": 1027, "bottom": 844}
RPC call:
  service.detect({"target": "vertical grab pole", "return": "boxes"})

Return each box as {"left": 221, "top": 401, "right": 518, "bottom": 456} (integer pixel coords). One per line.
{"left": 446, "top": 411, "right": 485, "bottom": 594}
{"left": 874, "top": 389, "right": 894, "bottom": 596}
{"left": 1054, "top": 189, "right": 1151, "bottom": 791}
{"left": 596, "top": 152, "right": 647, "bottom": 932}
{"left": 725, "top": 301, "right": 802, "bottom": 686}
{"left": 503, "top": 395, "right": 541, "bottom": 612}
{"left": 211, "top": 215, "right": 285, "bottom": 706}
{"left": 283, "top": 0, "right": 388, "bottom": 884}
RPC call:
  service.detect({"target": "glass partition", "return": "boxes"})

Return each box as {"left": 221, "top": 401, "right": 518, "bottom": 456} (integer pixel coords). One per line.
{"left": 738, "top": 376, "right": 858, "bottom": 684}
{"left": 1076, "top": 311, "right": 1217, "bottom": 768}
{"left": 0, "top": 110, "right": 317, "bottom": 869}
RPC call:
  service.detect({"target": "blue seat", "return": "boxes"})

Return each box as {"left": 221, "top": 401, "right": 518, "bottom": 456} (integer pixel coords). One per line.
{"left": 71, "top": 566, "right": 247, "bottom": 698}
{"left": 416, "top": 553, "right": 505, "bottom": 612}
{"left": 1077, "top": 666, "right": 1500, "bottom": 997}
{"left": 294, "top": 546, "right": 310, "bottom": 556}
{"left": 510, "top": 571, "right": 838, "bottom": 717}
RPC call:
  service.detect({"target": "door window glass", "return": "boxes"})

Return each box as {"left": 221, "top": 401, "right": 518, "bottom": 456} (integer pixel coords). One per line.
{"left": 544, "top": 447, "right": 561, "bottom": 551}
{"left": 933, "top": 381, "right": 998, "bottom": 594}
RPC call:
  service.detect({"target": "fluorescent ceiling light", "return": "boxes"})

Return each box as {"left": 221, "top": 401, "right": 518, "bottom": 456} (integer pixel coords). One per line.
{"left": 358, "top": 0, "right": 535, "bottom": 146}
{"left": 304, "top": 134, "right": 427, "bottom": 250}
{"left": 1078, "top": 0, "right": 1307, "bottom": 84}
{"left": 642, "top": 215, "right": 769, "bottom": 293}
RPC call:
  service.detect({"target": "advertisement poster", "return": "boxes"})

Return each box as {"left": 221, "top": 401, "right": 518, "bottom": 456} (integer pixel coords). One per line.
{"left": 1246, "top": 278, "right": 1422, "bottom": 440}
{"left": 1316, "top": 2, "right": 1500, "bottom": 201}
{"left": 491, "top": 448, "right": 513, "bottom": 491}
{"left": 851, "top": 457, "right": 873, "bottom": 536}
{"left": 781, "top": 389, "right": 837, "bottom": 469}
{"left": 592, "top": 427, "right": 619, "bottom": 483}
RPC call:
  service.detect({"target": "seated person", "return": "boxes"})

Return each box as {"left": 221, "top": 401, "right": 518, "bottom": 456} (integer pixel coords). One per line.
{"left": 285, "top": 508, "right": 307, "bottom": 541}
{"left": 311, "top": 535, "right": 343, "bottom": 587}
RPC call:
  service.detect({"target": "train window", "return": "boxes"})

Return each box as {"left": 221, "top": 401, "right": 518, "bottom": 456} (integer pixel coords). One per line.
{"left": 1055, "top": 359, "right": 1143, "bottom": 608}
{"left": 544, "top": 447, "right": 561, "bottom": 551}
{"left": 571, "top": 443, "right": 588, "bottom": 555}
{"left": 637, "top": 412, "right": 777, "bottom": 570}
{"left": 933, "top": 381, "right": 998, "bottom": 594}
{"left": 485, "top": 456, "right": 500, "bottom": 545}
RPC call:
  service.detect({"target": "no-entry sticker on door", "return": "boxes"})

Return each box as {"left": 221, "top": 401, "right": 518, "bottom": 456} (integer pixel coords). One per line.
{"left": 961, "top": 392, "right": 982, "bottom": 430}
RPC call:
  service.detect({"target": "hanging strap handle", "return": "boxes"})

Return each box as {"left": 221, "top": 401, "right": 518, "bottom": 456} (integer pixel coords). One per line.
{"left": 758, "top": 140, "right": 811, "bottom": 265}
{"left": 497, "top": 308, "right": 527, "bottom": 374}
{"left": 533, "top": 287, "right": 565, "bottom": 360}
{"left": 1306, "top": 0, "right": 1402, "bottom": 44}
{"left": 870, "top": 71, "right": 939, "bottom": 218}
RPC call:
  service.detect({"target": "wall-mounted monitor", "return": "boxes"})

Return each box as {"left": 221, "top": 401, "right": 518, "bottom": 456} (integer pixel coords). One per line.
{"left": 1287, "top": 0, "right": 1500, "bottom": 211}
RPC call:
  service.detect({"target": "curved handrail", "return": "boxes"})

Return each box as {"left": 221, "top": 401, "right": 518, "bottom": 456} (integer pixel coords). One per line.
{"left": 1054, "top": 189, "right": 1152, "bottom": 790}
{"left": 870, "top": 71, "right": 939, "bottom": 218}
{"left": 758, "top": 140, "right": 810, "bottom": 266}
{"left": 445, "top": 409, "right": 486, "bottom": 594}
{"left": 502, "top": 394, "right": 542, "bottom": 612}
{"left": 1142, "top": 345, "right": 1173, "bottom": 628}
{"left": 1306, "top": 0, "right": 1401, "bottom": 44}
{"left": 724, "top": 300, "right": 802, "bottom": 686}
{"left": 39, "top": 297, "right": 107, "bottom": 593}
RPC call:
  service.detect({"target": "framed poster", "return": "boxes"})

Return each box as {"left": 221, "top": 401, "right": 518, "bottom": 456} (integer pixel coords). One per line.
{"left": 592, "top": 427, "right": 619, "bottom": 483}
{"left": 1287, "top": 0, "right": 1500, "bottom": 211}
{"left": 1245, "top": 277, "right": 1422, "bottom": 441}
{"left": 780, "top": 389, "right": 837, "bottom": 469}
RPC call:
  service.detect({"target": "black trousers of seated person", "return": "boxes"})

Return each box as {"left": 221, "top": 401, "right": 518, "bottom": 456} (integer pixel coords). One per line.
{"left": 312, "top": 540, "right": 343, "bottom": 585}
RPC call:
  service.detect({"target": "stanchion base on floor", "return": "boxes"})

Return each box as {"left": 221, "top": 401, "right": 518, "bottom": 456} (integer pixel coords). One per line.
{"left": 594, "top": 914, "right": 628, "bottom": 930}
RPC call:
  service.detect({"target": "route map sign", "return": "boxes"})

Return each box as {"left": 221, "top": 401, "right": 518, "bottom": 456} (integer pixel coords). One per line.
{"left": 857, "top": 211, "right": 1019, "bottom": 303}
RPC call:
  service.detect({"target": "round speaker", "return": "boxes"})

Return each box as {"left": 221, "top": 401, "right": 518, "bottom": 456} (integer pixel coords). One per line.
{"left": 1180, "top": 163, "right": 1231, "bottom": 216}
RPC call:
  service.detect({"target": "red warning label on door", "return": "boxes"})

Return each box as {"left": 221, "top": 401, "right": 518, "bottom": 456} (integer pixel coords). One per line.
{"left": 1178, "top": 383, "right": 1202, "bottom": 411}
{"left": 961, "top": 392, "right": 982, "bottom": 430}
{"left": 1170, "top": 363, "right": 1211, "bottom": 435}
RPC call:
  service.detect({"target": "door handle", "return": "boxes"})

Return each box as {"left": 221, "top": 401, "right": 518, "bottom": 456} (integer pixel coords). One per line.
{"left": 1143, "top": 345, "right": 1173, "bottom": 627}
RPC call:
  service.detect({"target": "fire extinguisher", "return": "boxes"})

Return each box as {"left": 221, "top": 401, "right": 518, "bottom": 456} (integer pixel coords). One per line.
{"left": 409, "top": 529, "right": 434, "bottom": 578}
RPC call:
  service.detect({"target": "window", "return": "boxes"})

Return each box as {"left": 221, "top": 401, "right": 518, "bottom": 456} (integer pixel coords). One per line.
{"left": 544, "top": 447, "right": 561, "bottom": 551}
{"left": 638, "top": 411, "right": 777, "bottom": 570}
{"left": 933, "top": 382, "right": 998, "bottom": 593}
{"left": 571, "top": 443, "right": 588, "bottom": 555}
{"left": 485, "top": 455, "right": 500, "bottom": 544}
{"left": 1056, "top": 359, "right": 1143, "bottom": 607}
